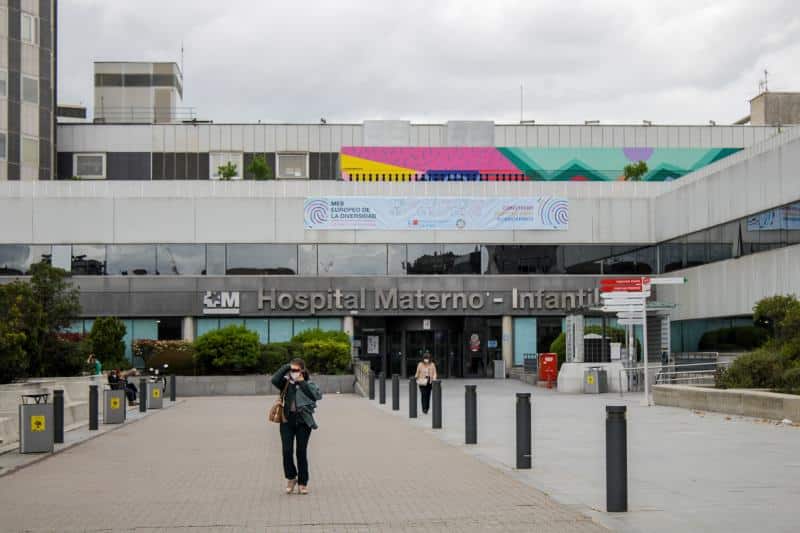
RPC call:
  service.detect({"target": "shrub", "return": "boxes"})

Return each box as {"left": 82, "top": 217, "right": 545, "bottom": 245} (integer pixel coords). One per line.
{"left": 550, "top": 332, "right": 566, "bottom": 368}
{"left": 298, "top": 339, "right": 351, "bottom": 374}
{"left": 699, "top": 326, "right": 768, "bottom": 352}
{"left": 291, "top": 328, "right": 349, "bottom": 345}
{"left": 193, "top": 325, "right": 260, "bottom": 374}
{"left": 780, "top": 365, "right": 800, "bottom": 393}
{"left": 246, "top": 154, "right": 273, "bottom": 180}
{"left": 88, "top": 317, "right": 129, "bottom": 370}
{"left": 133, "top": 339, "right": 194, "bottom": 374}
{"left": 716, "top": 348, "right": 784, "bottom": 389}
{"left": 260, "top": 342, "right": 293, "bottom": 374}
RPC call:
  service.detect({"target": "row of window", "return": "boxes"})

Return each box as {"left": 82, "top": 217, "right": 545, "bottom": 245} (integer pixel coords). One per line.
{"left": 2, "top": 200, "right": 798, "bottom": 277}
{"left": 70, "top": 152, "right": 312, "bottom": 180}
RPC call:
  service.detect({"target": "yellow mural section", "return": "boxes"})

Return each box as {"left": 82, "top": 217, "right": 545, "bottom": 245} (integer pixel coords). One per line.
{"left": 340, "top": 154, "right": 418, "bottom": 181}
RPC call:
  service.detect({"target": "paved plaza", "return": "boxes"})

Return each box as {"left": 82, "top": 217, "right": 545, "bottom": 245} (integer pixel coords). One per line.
{"left": 0, "top": 394, "right": 606, "bottom": 532}
{"left": 371, "top": 379, "right": 800, "bottom": 533}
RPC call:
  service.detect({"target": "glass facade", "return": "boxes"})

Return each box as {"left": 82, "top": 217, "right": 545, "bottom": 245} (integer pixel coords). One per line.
{"left": 1, "top": 199, "right": 798, "bottom": 278}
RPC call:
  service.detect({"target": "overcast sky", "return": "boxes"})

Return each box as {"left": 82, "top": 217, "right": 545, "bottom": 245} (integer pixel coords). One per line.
{"left": 58, "top": 0, "right": 800, "bottom": 125}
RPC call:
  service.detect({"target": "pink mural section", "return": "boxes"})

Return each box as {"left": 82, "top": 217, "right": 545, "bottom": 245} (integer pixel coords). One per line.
{"left": 340, "top": 147, "right": 519, "bottom": 181}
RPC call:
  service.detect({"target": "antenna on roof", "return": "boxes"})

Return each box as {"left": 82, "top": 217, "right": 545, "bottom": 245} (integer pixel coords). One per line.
{"left": 180, "top": 41, "right": 185, "bottom": 76}
{"left": 758, "top": 68, "right": 769, "bottom": 93}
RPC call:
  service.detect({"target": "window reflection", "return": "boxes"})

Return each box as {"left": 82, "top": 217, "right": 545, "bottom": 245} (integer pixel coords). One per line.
{"left": 486, "top": 245, "right": 564, "bottom": 274}
{"left": 318, "top": 244, "right": 386, "bottom": 275}
{"left": 157, "top": 244, "right": 206, "bottom": 275}
{"left": 226, "top": 244, "right": 297, "bottom": 275}
{"left": 72, "top": 245, "right": 106, "bottom": 275}
{"left": 405, "top": 244, "right": 483, "bottom": 275}
{"left": 106, "top": 245, "right": 156, "bottom": 275}
{"left": 206, "top": 245, "right": 226, "bottom": 275}
{"left": 0, "top": 245, "right": 51, "bottom": 275}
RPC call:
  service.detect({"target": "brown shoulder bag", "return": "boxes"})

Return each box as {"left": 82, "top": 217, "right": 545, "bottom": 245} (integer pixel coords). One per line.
{"left": 268, "top": 380, "right": 289, "bottom": 424}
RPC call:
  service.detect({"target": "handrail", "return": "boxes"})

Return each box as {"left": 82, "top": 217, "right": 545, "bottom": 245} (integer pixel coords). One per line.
{"left": 617, "top": 360, "right": 730, "bottom": 398}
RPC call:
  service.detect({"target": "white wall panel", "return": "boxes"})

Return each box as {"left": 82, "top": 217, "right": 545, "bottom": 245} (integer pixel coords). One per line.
{"left": 197, "top": 124, "right": 210, "bottom": 152}
{"left": 0, "top": 198, "right": 33, "bottom": 242}
{"left": 194, "top": 198, "right": 277, "bottom": 243}
{"left": 32, "top": 198, "right": 114, "bottom": 243}
{"left": 230, "top": 125, "right": 243, "bottom": 152}
{"left": 114, "top": 198, "right": 195, "bottom": 243}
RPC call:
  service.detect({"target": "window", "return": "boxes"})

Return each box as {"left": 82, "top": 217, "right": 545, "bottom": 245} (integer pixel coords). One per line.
{"left": 73, "top": 153, "right": 106, "bottom": 179}
{"left": 22, "top": 137, "right": 38, "bottom": 166}
{"left": 106, "top": 245, "right": 156, "bottom": 275}
{"left": 0, "top": 244, "right": 51, "bottom": 275}
{"left": 22, "top": 76, "right": 38, "bottom": 104}
{"left": 71, "top": 245, "right": 106, "bottom": 275}
{"left": 209, "top": 152, "right": 243, "bottom": 180}
{"left": 21, "top": 13, "right": 38, "bottom": 44}
{"left": 156, "top": 244, "right": 206, "bottom": 275}
{"left": 0, "top": 70, "right": 7, "bottom": 97}
{"left": 277, "top": 153, "right": 308, "bottom": 179}
{"left": 299, "top": 244, "right": 317, "bottom": 275}
{"left": 205, "top": 244, "right": 226, "bottom": 275}
{"left": 225, "top": 244, "right": 297, "bottom": 275}
{"left": 406, "top": 244, "right": 483, "bottom": 274}
{"left": 0, "top": 133, "right": 6, "bottom": 160}
{"left": 317, "top": 244, "right": 387, "bottom": 276}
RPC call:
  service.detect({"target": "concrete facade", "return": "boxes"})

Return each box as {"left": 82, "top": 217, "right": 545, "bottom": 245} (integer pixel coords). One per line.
{"left": 653, "top": 384, "right": 800, "bottom": 421}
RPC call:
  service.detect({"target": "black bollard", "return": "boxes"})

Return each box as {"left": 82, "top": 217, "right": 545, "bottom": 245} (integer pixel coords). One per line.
{"left": 432, "top": 380, "right": 442, "bottom": 429}
{"left": 606, "top": 406, "right": 628, "bottom": 512}
{"left": 408, "top": 378, "right": 417, "bottom": 418}
{"left": 369, "top": 370, "right": 376, "bottom": 400}
{"left": 392, "top": 374, "right": 400, "bottom": 410}
{"left": 465, "top": 384, "right": 477, "bottom": 444}
{"left": 515, "top": 393, "right": 531, "bottom": 469}
{"left": 139, "top": 378, "right": 147, "bottom": 413}
{"left": 53, "top": 389, "right": 64, "bottom": 444}
{"left": 379, "top": 372, "right": 386, "bottom": 404}
{"left": 89, "top": 385, "right": 99, "bottom": 430}
{"left": 170, "top": 374, "right": 176, "bottom": 402}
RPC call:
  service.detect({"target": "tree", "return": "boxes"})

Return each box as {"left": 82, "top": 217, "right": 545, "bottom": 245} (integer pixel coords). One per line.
{"left": 753, "top": 294, "right": 800, "bottom": 342}
{"left": 623, "top": 160, "right": 648, "bottom": 181}
{"left": 0, "top": 284, "right": 28, "bottom": 383}
{"left": 217, "top": 161, "right": 238, "bottom": 180}
{"left": 17, "top": 264, "right": 81, "bottom": 377}
{"left": 246, "top": 155, "right": 273, "bottom": 180}
{"left": 88, "top": 317, "right": 128, "bottom": 370}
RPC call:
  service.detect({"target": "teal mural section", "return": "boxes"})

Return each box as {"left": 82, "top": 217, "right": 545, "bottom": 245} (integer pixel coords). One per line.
{"left": 513, "top": 317, "right": 537, "bottom": 366}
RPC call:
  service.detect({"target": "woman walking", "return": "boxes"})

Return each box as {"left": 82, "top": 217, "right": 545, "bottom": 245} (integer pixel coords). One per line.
{"left": 271, "top": 358, "right": 322, "bottom": 495}
{"left": 415, "top": 350, "right": 438, "bottom": 414}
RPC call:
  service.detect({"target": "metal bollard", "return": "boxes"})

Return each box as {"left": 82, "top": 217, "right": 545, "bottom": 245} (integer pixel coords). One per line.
{"left": 408, "top": 378, "right": 417, "bottom": 418}
{"left": 606, "top": 406, "right": 628, "bottom": 512}
{"left": 379, "top": 372, "right": 386, "bottom": 404}
{"left": 170, "top": 374, "right": 176, "bottom": 402}
{"left": 392, "top": 374, "right": 400, "bottom": 410}
{"left": 89, "top": 385, "right": 99, "bottom": 430}
{"left": 432, "top": 380, "right": 442, "bottom": 429}
{"left": 515, "top": 393, "right": 531, "bottom": 469}
{"left": 465, "top": 384, "right": 477, "bottom": 444}
{"left": 53, "top": 389, "right": 64, "bottom": 444}
{"left": 369, "top": 370, "right": 376, "bottom": 400}
{"left": 139, "top": 378, "right": 147, "bottom": 412}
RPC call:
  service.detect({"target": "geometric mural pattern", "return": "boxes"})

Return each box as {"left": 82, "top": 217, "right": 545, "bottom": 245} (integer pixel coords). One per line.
{"left": 340, "top": 146, "right": 742, "bottom": 182}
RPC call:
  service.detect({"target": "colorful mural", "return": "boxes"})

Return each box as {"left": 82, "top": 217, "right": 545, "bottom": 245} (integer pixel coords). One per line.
{"left": 339, "top": 146, "right": 742, "bottom": 182}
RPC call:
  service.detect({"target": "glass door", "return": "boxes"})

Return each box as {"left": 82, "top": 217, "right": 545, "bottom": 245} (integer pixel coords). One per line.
{"left": 405, "top": 330, "right": 434, "bottom": 378}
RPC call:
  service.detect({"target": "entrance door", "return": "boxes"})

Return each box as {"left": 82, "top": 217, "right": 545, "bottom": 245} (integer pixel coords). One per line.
{"left": 463, "top": 317, "right": 489, "bottom": 377}
{"left": 405, "top": 329, "right": 454, "bottom": 379}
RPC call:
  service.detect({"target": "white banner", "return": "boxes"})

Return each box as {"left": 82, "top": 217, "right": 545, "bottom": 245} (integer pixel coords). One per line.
{"left": 303, "top": 196, "right": 568, "bottom": 231}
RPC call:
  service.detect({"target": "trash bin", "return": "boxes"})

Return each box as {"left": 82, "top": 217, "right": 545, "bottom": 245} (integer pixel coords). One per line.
{"left": 19, "top": 395, "right": 53, "bottom": 454}
{"left": 146, "top": 382, "right": 163, "bottom": 409}
{"left": 104, "top": 389, "right": 126, "bottom": 424}
{"left": 493, "top": 359, "right": 506, "bottom": 379}
{"left": 584, "top": 366, "right": 608, "bottom": 394}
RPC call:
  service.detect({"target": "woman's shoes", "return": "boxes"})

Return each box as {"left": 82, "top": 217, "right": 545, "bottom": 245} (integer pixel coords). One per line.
{"left": 286, "top": 479, "right": 297, "bottom": 494}
{"left": 298, "top": 485, "right": 309, "bottom": 495}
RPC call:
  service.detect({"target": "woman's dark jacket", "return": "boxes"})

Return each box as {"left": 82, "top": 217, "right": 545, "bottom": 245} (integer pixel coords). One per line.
{"left": 271, "top": 364, "right": 322, "bottom": 429}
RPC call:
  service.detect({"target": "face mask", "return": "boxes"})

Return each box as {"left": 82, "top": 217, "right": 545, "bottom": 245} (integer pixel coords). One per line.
{"left": 423, "top": 358, "right": 430, "bottom": 363}
{"left": 290, "top": 371, "right": 301, "bottom": 380}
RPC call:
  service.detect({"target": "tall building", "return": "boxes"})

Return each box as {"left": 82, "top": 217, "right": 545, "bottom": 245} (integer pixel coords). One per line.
{"left": 93, "top": 61, "right": 185, "bottom": 124}
{"left": 0, "top": 0, "right": 56, "bottom": 181}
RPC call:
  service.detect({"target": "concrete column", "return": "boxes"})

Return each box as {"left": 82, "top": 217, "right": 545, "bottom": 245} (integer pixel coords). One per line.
{"left": 502, "top": 315, "right": 513, "bottom": 372}
{"left": 182, "top": 317, "right": 195, "bottom": 342}
{"left": 343, "top": 315, "right": 355, "bottom": 359}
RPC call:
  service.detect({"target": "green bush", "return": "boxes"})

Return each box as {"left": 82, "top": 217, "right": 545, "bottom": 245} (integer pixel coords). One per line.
{"left": 716, "top": 348, "right": 785, "bottom": 389}
{"left": 260, "top": 342, "right": 294, "bottom": 374}
{"left": 550, "top": 332, "right": 566, "bottom": 368}
{"left": 298, "top": 339, "right": 351, "bottom": 374}
{"left": 780, "top": 365, "right": 800, "bottom": 393}
{"left": 699, "top": 326, "right": 768, "bottom": 352}
{"left": 88, "top": 317, "right": 129, "bottom": 370}
{"left": 291, "top": 328, "right": 349, "bottom": 345}
{"left": 193, "top": 325, "right": 260, "bottom": 374}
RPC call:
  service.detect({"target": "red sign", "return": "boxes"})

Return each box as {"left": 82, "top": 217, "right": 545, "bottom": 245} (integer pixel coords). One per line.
{"left": 599, "top": 277, "right": 648, "bottom": 292}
